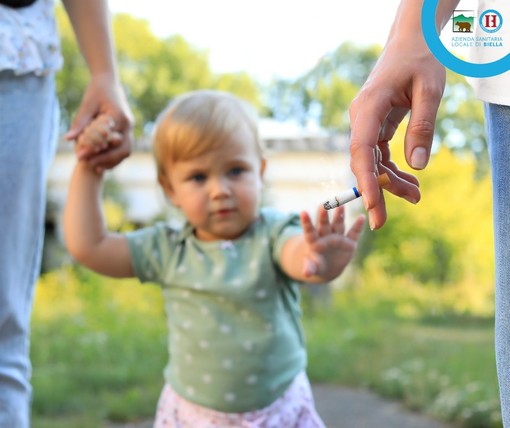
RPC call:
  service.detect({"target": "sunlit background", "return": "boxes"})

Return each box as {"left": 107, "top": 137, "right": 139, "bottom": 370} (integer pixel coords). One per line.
{"left": 32, "top": 1, "right": 500, "bottom": 427}
{"left": 108, "top": 0, "right": 401, "bottom": 82}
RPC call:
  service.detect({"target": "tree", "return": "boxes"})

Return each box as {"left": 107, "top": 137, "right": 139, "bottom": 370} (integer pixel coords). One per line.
{"left": 269, "top": 42, "right": 487, "bottom": 173}
{"left": 355, "top": 121, "right": 493, "bottom": 292}
{"left": 267, "top": 42, "right": 381, "bottom": 129}
{"left": 55, "top": 6, "right": 89, "bottom": 128}
{"left": 437, "top": 71, "right": 487, "bottom": 176}
{"left": 55, "top": 8, "right": 261, "bottom": 135}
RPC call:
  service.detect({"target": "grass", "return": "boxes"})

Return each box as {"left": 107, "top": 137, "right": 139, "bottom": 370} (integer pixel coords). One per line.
{"left": 30, "top": 267, "right": 502, "bottom": 427}
{"left": 304, "top": 305, "right": 500, "bottom": 427}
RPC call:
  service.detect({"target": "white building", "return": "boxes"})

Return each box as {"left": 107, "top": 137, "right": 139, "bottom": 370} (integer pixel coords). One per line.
{"left": 48, "top": 119, "right": 360, "bottom": 224}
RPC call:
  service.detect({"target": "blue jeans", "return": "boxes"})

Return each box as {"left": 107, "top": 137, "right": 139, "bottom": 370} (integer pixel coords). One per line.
{"left": 485, "top": 102, "right": 510, "bottom": 427}
{"left": 0, "top": 71, "right": 59, "bottom": 428}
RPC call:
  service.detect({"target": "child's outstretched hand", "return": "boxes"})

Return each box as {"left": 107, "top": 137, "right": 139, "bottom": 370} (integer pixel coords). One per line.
{"left": 75, "top": 114, "right": 123, "bottom": 168}
{"left": 300, "top": 206, "right": 365, "bottom": 280}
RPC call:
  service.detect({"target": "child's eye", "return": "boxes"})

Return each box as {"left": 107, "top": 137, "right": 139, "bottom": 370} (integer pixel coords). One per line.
{"left": 228, "top": 167, "right": 245, "bottom": 177}
{"left": 189, "top": 173, "right": 206, "bottom": 182}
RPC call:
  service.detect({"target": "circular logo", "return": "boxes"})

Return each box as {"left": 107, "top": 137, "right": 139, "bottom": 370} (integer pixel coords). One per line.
{"left": 480, "top": 9, "right": 503, "bottom": 33}
{"left": 422, "top": 0, "right": 510, "bottom": 77}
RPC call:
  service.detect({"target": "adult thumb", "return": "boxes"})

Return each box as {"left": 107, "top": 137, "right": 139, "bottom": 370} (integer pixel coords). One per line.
{"left": 64, "top": 104, "right": 95, "bottom": 141}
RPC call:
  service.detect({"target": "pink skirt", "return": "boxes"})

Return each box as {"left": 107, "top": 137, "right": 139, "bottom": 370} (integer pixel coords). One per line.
{"left": 153, "top": 371, "right": 326, "bottom": 428}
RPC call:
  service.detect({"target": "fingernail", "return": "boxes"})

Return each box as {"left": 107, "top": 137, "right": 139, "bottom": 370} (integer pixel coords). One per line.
{"left": 402, "top": 194, "right": 418, "bottom": 204}
{"left": 368, "top": 211, "right": 376, "bottom": 231}
{"left": 411, "top": 147, "right": 428, "bottom": 169}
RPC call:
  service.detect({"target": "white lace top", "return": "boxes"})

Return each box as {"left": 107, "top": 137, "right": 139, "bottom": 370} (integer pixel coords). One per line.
{"left": 0, "top": 0, "right": 62, "bottom": 75}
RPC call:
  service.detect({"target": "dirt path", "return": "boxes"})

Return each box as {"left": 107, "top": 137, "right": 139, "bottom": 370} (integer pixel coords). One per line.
{"left": 107, "top": 384, "right": 452, "bottom": 428}
{"left": 312, "top": 384, "right": 451, "bottom": 428}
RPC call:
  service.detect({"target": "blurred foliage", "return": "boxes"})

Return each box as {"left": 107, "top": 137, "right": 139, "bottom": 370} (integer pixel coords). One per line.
{"left": 438, "top": 72, "right": 488, "bottom": 176}
{"left": 32, "top": 267, "right": 167, "bottom": 426}
{"left": 267, "top": 42, "right": 382, "bottom": 128}
{"left": 55, "top": 7, "right": 262, "bottom": 136}
{"left": 270, "top": 43, "right": 487, "bottom": 174}
{"left": 353, "top": 121, "right": 494, "bottom": 317}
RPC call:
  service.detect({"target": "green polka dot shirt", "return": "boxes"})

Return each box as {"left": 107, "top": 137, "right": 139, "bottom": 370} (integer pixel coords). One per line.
{"left": 126, "top": 207, "right": 307, "bottom": 412}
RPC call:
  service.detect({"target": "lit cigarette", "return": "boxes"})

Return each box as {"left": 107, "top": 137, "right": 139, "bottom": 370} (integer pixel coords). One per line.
{"left": 323, "top": 173, "right": 390, "bottom": 210}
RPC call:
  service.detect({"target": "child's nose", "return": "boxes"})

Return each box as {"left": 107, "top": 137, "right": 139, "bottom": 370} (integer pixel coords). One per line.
{"left": 210, "top": 177, "right": 231, "bottom": 199}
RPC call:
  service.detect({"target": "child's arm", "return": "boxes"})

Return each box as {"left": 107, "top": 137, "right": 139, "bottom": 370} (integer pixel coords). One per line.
{"left": 279, "top": 206, "right": 365, "bottom": 283}
{"left": 63, "top": 119, "right": 134, "bottom": 278}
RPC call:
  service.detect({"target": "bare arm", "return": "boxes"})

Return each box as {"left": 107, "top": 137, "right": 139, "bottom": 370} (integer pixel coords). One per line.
{"left": 62, "top": 0, "right": 133, "bottom": 172}
{"left": 349, "top": 0, "right": 460, "bottom": 230}
{"left": 280, "top": 206, "right": 365, "bottom": 283}
{"left": 63, "top": 161, "right": 134, "bottom": 278}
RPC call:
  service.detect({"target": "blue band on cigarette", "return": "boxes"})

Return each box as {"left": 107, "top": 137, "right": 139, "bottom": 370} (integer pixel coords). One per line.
{"left": 353, "top": 187, "right": 360, "bottom": 198}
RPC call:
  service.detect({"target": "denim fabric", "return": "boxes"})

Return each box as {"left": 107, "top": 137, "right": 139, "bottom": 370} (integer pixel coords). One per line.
{"left": 0, "top": 71, "right": 58, "bottom": 428}
{"left": 485, "top": 102, "right": 510, "bottom": 427}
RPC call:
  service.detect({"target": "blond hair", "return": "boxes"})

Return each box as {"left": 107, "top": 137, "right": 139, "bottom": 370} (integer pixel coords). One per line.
{"left": 153, "top": 90, "right": 263, "bottom": 179}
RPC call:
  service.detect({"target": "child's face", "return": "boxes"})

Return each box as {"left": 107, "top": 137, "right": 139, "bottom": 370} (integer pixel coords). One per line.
{"left": 161, "top": 123, "right": 266, "bottom": 241}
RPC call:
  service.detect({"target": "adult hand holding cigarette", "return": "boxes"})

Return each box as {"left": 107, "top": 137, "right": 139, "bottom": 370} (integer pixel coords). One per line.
{"left": 323, "top": 173, "right": 390, "bottom": 210}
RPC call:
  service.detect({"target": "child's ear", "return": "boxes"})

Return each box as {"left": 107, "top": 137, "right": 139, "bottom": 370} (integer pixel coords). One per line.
{"left": 158, "top": 175, "right": 179, "bottom": 206}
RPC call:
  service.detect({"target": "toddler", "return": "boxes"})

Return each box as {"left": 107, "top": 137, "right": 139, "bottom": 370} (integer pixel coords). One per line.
{"left": 64, "top": 90, "right": 365, "bottom": 427}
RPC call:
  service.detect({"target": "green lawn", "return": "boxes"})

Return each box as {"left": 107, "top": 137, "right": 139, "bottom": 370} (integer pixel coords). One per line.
{"left": 305, "top": 307, "right": 500, "bottom": 427}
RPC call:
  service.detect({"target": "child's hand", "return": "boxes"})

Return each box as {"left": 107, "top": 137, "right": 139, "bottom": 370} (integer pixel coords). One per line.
{"left": 75, "top": 114, "right": 122, "bottom": 161}
{"left": 300, "top": 206, "right": 365, "bottom": 280}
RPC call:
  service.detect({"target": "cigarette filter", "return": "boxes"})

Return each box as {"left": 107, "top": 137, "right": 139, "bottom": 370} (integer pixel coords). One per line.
{"left": 323, "top": 173, "right": 390, "bottom": 210}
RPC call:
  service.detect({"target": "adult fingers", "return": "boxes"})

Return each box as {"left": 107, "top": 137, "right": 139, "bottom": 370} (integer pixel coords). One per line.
{"left": 350, "top": 91, "right": 393, "bottom": 228}
{"left": 65, "top": 98, "right": 96, "bottom": 141}
{"left": 404, "top": 74, "right": 445, "bottom": 170}
{"left": 86, "top": 135, "right": 132, "bottom": 173}
{"left": 379, "top": 107, "right": 409, "bottom": 144}
{"left": 375, "top": 163, "right": 421, "bottom": 205}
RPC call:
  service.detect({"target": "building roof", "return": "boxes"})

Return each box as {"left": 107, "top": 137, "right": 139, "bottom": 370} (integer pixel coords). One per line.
{"left": 58, "top": 118, "right": 349, "bottom": 153}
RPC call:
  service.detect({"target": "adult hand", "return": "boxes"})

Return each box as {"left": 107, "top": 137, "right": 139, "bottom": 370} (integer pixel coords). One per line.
{"left": 65, "top": 73, "right": 134, "bottom": 173}
{"left": 349, "top": 12, "right": 446, "bottom": 230}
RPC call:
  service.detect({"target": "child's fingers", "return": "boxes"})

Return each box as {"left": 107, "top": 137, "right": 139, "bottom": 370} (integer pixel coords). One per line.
{"left": 300, "top": 211, "right": 318, "bottom": 244}
{"left": 107, "top": 131, "right": 124, "bottom": 147}
{"left": 76, "top": 116, "right": 118, "bottom": 159}
{"left": 74, "top": 141, "right": 89, "bottom": 159}
{"left": 87, "top": 128, "right": 108, "bottom": 146}
{"left": 316, "top": 206, "right": 332, "bottom": 237}
{"left": 77, "top": 129, "right": 102, "bottom": 148}
{"left": 331, "top": 205, "right": 346, "bottom": 235}
{"left": 76, "top": 130, "right": 107, "bottom": 157}
{"left": 345, "top": 215, "right": 366, "bottom": 243}
{"left": 90, "top": 116, "right": 115, "bottom": 141}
